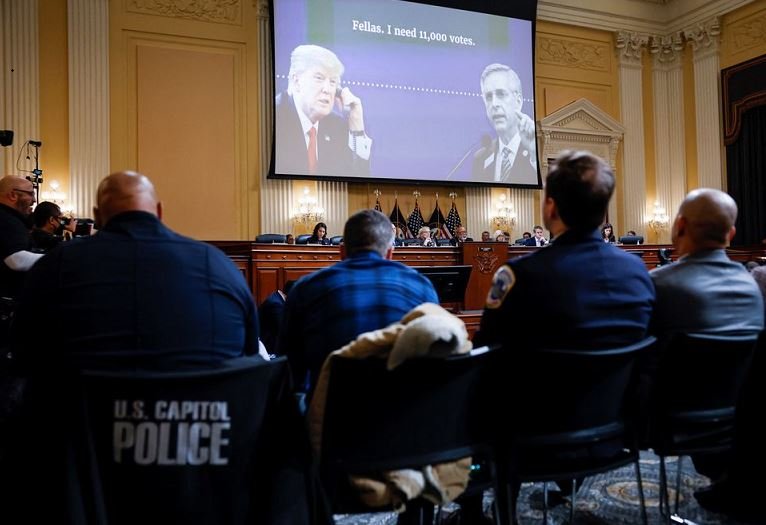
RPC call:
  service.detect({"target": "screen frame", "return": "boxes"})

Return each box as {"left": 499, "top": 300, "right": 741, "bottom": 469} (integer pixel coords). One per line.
{"left": 267, "top": 0, "right": 540, "bottom": 189}
{"left": 414, "top": 264, "right": 473, "bottom": 303}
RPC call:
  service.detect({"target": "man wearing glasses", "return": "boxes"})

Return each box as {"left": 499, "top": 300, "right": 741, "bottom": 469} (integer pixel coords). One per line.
{"left": 0, "top": 176, "right": 42, "bottom": 300}
{"left": 472, "top": 63, "right": 537, "bottom": 184}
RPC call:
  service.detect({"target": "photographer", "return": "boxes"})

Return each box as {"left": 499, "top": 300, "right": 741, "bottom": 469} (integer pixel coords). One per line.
{"left": 29, "top": 202, "right": 77, "bottom": 254}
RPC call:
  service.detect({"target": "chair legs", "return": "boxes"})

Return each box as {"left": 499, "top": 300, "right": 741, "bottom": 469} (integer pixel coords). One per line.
{"left": 674, "top": 456, "right": 683, "bottom": 515}
{"left": 633, "top": 459, "right": 648, "bottom": 525}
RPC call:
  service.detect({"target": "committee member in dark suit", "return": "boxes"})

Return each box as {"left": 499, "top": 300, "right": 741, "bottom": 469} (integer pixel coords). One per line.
{"left": 11, "top": 171, "right": 260, "bottom": 372}
{"left": 275, "top": 44, "right": 371, "bottom": 177}
{"left": 449, "top": 225, "right": 473, "bottom": 246}
{"left": 522, "top": 225, "right": 548, "bottom": 247}
{"left": 471, "top": 64, "right": 537, "bottom": 185}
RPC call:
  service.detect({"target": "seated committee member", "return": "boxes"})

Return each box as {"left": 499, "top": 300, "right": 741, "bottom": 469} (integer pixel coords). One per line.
{"left": 29, "top": 201, "right": 77, "bottom": 253}
{"left": 277, "top": 210, "right": 438, "bottom": 396}
{"left": 417, "top": 226, "right": 436, "bottom": 247}
{"left": 308, "top": 221, "right": 331, "bottom": 245}
{"left": 472, "top": 64, "right": 537, "bottom": 184}
{"left": 523, "top": 225, "right": 547, "bottom": 247}
{"left": 449, "top": 225, "right": 473, "bottom": 246}
{"left": 275, "top": 44, "right": 371, "bottom": 177}
{"left": 11, "top": 171, "right": 260, "bottom": 372}
{"left": 601, "top": 223, "right": 616, "bottom": 243}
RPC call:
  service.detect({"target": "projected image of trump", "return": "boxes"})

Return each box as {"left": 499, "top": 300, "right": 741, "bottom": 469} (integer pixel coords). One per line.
{"left": 275, "top": 44, "right": 371, "bottom": 177}
{"left": 472, "top": 63, "right": 537, "bottom": 184}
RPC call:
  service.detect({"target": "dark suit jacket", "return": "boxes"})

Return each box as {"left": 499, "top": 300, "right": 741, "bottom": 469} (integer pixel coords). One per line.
{"left": 274, "top": 92, "right": 370, "bottom": 177}
{"left": 471, "top": 138, "right": 536, "bottom": 184}
{"left": 523, "top": 237, "right": 547, "bottom": 247}
{"left": 449, "top": 237, "right": 473, "bottom": 246}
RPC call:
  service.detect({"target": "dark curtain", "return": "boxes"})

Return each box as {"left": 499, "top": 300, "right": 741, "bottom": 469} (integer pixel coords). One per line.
{"left": 727, "top": 104, "right": 766, "bottom": 246}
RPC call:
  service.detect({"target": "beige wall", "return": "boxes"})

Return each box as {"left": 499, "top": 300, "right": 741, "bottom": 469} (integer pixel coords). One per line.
{"left": 38, "top": 0, "right": 69, "bottom": 201}
{"left": 26, "top": 0, "right": 766, "bottom": 240}
{"left": 109, "top": 0, "right": 261, "bottom": 239}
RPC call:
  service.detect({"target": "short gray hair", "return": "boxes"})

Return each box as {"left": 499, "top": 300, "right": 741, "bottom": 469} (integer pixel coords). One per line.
{"left": 480, "top": 63, "right": 522, "bottom": 95}
{"left": 287, "top": 45, "right": 344, "bottom": 95}
{"left": 343, "top": 209, "right": 394, "bottom": 256}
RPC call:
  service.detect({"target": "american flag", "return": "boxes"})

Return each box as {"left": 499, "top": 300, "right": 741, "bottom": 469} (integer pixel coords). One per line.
{"left": 406, "top": 201, "right": 425, "bottom": 238}
{"left": 445, "top": 200, "right": 462, "bottom": 237}
{"left": 428, "top": 201, "right": 451, "bottom": 239}
{"left": 389, "top": 199, "right": 411, "bottom": 238}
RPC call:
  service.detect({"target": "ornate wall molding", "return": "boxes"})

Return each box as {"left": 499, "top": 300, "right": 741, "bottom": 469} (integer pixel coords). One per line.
{"left": 649, "top": 32, "right": 684, "bottom": 68}
{"left": 538, "top": 98, "right": 624, "bottom": 232}
{"left": 615, "top": 31, "right": 649, "bottom": 67}
{"left": 730, "top": 12, "right": 766, "bottom": 53}
{"left": 684, "top": 17, "right": 721, "bottom": 59}
{"left": 537, "top": 37, "right": 609, "bottom": 72}
{"left": 255, "top": 0, "right": 268, "bottom": 20}
{"left": 127, "top": 0, "right": 241, "bottom": 25}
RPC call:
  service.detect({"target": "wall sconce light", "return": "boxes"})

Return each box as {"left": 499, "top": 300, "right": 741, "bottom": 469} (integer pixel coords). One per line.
{"left": 648, "top": 201, "right": 670, "bottom": 233}
{"left": 492, "top": 193, "right": 516, "bottom": 231}
{"left": 292, "top": 187, "right": 325, "bottom": 224}
{"left": 40, "top": 180, "right": 68, "bottom": 207}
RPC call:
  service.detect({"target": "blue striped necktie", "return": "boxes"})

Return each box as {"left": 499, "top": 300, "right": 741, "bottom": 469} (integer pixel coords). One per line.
{"left": 501, "top": 147, "right": 512, "bottom": 180}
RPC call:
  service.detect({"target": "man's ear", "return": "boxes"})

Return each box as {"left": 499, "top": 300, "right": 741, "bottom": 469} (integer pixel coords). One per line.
{"left": 384, "top": 246, "right": 394, "bottom": 260}
{"left": 727, "top": 225, "right": 736, "bottom": 245}
{"left": 156, "top": 201, "right": 163, "bottom": 221}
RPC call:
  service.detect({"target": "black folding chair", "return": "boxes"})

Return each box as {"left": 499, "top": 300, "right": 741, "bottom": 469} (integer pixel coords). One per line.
{"left": 319, "top": 346, "right": 500, "bottom": 524}
{"left": 12, "top": 357, "right": 328, "bottom": 525}
{"left": 494, "top": 337, "right": 656, "bottom": 525}
{"left": 644, "top": 333, "right": 758, "bottom": 523}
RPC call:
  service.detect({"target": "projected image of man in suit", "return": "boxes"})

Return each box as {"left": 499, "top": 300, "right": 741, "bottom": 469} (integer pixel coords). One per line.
{"left": 472, "top": 64, "right": 537, "bottom": 185}
{"left": 275, "top": 44, "right": 372, "bottom": 177}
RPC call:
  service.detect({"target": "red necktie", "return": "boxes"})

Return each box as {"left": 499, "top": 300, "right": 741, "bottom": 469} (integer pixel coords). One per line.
{"left": 307, "top": 127, "right": 317, "bottom": 174}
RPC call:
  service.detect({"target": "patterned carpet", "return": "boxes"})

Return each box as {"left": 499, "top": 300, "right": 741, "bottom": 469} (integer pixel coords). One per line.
{"left": 336, "top": 453, "right": 758, "bottom": 524}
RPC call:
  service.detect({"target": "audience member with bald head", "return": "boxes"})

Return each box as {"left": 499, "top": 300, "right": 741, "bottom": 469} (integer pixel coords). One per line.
{"left": 0, "top": 176, "right": 43, "bottom": 300}
{"left": 645, "top": 189, "right": 764, "bottom": 508}
{"left": 11, "top": 170, "right": 260, "bottom": 372}
{"left": 94, "top": 170, "right": 161, "bottom": 227}
{"left": 650, "top": 188, "right": 763, "bottom": 337}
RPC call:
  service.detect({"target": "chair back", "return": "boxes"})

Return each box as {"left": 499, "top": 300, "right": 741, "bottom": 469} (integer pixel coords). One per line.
{"left": 69, "top": 357, "right": 322, "bottom": 525}
{"left": 320, "top": 347, "right": 499, "bottom": 502}
{"left": 296, "top": 234, "right": 311, "bottom": 245}
{"left": 499, "top": 337, "right": 655, "bottom": 478}
{"left": 619, "top": 235, "right": 644, "bottom": 245}
{"left": 329, "top": 235, "right": 343, "bottom": 245}
{"left": 255, "top": 233, "right": 287, "bottom": 244}
{"left": 650, "top": 333, "right": 758, "bottom": 455}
